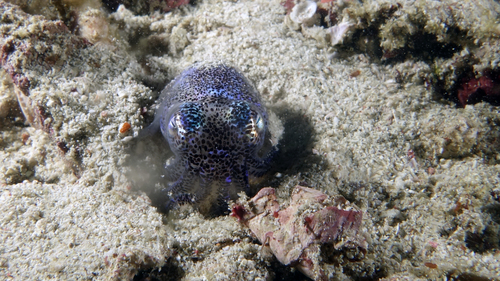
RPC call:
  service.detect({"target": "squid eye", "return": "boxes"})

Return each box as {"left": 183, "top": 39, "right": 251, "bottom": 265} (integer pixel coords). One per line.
{"left": 255, "top": 114, "right": 264, "bottom": 132}
{"left": 168, "top": 113, "right": 181, "bottom": 137}
{"left": 246, "top": 112, "right": 265, "bottom": 144}
{"left": 162, "top": 102, "right": 204, "bottom": 145}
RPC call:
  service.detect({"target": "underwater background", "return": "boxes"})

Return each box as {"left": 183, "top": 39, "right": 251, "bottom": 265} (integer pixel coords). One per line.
{"left": 1, "top": 0, "right": 500, "bottom": 279}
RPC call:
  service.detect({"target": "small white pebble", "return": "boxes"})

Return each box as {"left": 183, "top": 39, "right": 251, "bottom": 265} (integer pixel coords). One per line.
{"left": 121, "top": 136, "right": 134, "bottom": 142}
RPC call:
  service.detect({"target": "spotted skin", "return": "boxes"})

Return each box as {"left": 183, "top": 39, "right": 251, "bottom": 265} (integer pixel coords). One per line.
{"left": 143, "top": 62, "right": 274, "bottom": 214}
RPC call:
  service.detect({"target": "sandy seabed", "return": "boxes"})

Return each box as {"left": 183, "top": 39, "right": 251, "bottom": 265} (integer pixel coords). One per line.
{"left": 1, "top": 0, "right": 500, "bottom": 280}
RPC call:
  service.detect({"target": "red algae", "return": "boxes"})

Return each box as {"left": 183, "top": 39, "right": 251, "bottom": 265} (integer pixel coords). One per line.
{"left": 164, "top": 0, "right": 190, "bottom": 12}
{"left": 457, "top": 69, "right": 500, "bottom": 107}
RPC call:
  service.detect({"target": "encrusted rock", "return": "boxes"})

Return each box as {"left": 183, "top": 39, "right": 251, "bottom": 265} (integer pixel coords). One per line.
{"left": 232, "top": 186, "right": 367, "bottom": 280}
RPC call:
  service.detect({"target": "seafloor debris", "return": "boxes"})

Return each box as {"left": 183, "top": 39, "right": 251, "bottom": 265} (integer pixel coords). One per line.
{"left": 0, "top": 3, "right": 87, "bottom": 134}
{"left": 328, "top": 17, "right": 353, "bottom": 46}
{"left": 163, "top": 0, "right": 190, "bottom": 12}
{"left": 290, "top": 0, "right": 318, "bottom": 25}
{"left": 456, "top": 69, "right": 500, "bottom": 107}
{"left": 119, "top": 122, "right": 132, "bottom": 134}
{"left": 77, "top": 8, "right": 111, "bottom": 44}
{"left": 102, "top": 0, "right": 190, "bottom": 14}
{"left": 283, "top": 0, "right": 353, "bottom": 47}
{"left": 232, "top": 186, "right": 367, "bottom": 280}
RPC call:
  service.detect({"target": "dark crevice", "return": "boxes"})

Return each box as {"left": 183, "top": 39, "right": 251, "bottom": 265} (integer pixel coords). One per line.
{"left": 258, "top": 106, "right": 324, "bottom": 190}
{"left": 447, "top": 272, "right": 496, "bottom": 281}
{"left": 465, "top": 227, "right": 499, "bottom": 254}
{"left": 380, "top": 32, "right": 461, "bottom": 64}
{"left": 133, "top": 257, "right": 185, "bottom": 281}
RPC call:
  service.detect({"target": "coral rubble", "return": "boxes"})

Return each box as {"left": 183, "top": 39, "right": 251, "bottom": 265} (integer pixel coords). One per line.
{"left": 233, "top": 186, "right": 367, "bottom": 280}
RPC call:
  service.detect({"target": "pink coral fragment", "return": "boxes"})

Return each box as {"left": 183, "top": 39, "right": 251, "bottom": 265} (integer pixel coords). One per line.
{"left": 281, "top": 0, "right": 296, "bottom": 14}
{"left": 233, "top": 186, "right": 367, "bottom": 280}
{"left": 230, "top": 204, "right": 247, "bottom": 222}
{"left": 305, "top": 205, "right": 363, "bottom": 244}
{"left": 164, "top": 0, "right": 190, "bottom": 12}
{"left": 456, "top": 69, "right": 500, "bottom": 107}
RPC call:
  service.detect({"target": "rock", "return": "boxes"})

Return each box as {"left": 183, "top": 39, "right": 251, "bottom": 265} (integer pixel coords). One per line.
{"left": 232, "top": 186, "right": 368, "bottom": 280}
